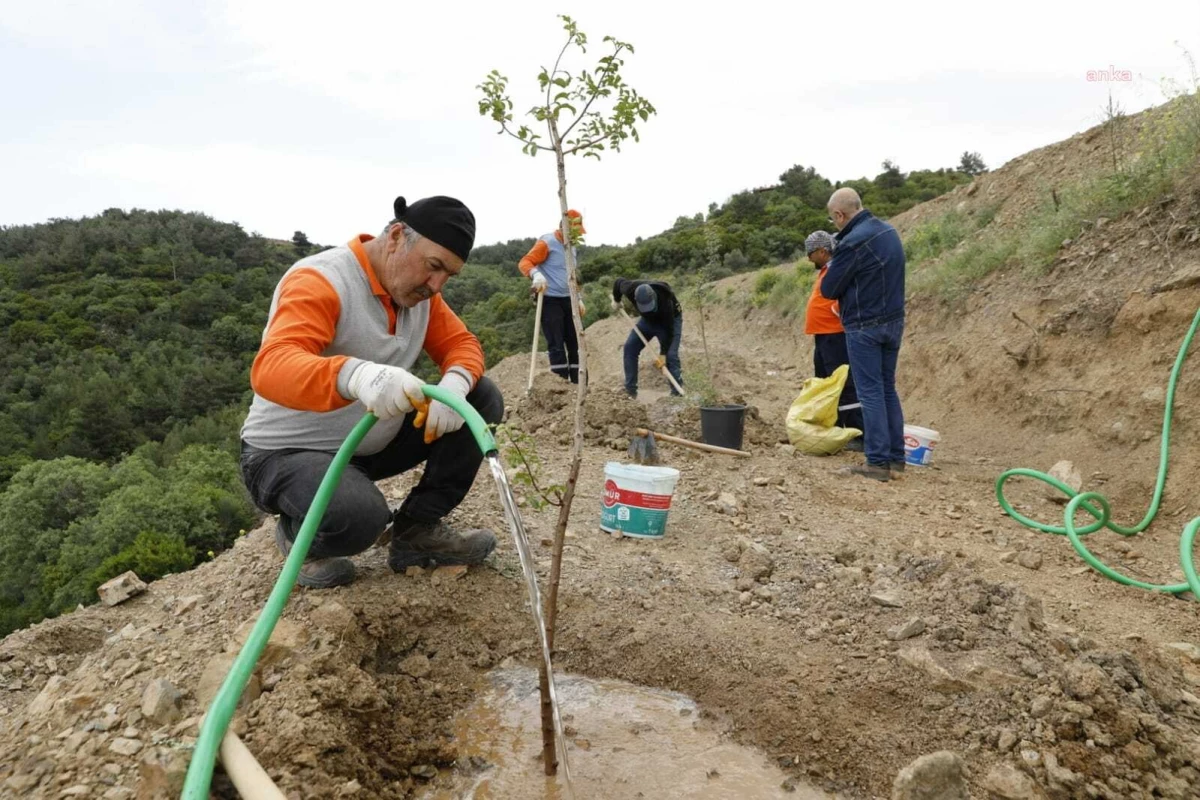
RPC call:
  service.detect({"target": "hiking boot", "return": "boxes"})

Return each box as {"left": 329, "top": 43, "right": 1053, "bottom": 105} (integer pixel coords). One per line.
{"left": 844, "top": 439, "right": 865, "bottom": 453}
{"left": 274, "top": 524, "right": 357, "bottom": 589}
{"left": 389, "top": 515, "right": 497, "bottom": 571}
{"left": 839, "top": 464, "right": 891, "bottom": 482}
{"left": 890, "top": 461, "right": 907, "bottom": 474}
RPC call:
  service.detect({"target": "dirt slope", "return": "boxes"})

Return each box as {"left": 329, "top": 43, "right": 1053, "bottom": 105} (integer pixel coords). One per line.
{"left": 3, "top": 108, "right": 1200, "bottom": 800}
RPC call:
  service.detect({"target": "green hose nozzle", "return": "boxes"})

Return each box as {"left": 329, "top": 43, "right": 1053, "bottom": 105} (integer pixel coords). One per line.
{"left": 183, "top": 385, "right": 494, "bottom": 798}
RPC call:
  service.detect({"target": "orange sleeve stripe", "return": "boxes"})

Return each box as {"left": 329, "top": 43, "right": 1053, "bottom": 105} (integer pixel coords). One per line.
{"left": 517, "top": 239, "right": 550, "bottom": 277}
{"left": 250, "top": 268, "right": 355, "bottom": 412}
{"left": 424, "top": 294, "right": 485, "bottom": 381}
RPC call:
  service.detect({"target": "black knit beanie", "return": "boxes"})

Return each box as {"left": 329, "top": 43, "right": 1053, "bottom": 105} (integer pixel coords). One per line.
{"left": 393, "top": 196, "right": 476, "bottom": 261}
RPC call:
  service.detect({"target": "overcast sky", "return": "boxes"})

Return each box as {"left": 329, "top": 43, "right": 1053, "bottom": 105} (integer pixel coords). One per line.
{"left": 2, "top": 1, "right": 1197, "bottom": 249}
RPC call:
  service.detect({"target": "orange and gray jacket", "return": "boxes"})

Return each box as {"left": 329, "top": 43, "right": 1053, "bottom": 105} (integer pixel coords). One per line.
{"left": 240, "top": 235, "right": 484, "bottom": 455}
{"left": 518, "top": 230, "right": 575, "bottom": 298}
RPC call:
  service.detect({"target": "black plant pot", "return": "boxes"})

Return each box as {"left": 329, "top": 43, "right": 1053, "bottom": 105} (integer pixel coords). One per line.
{"left": 699, "top": 404, "right": 746, "bottom": 450}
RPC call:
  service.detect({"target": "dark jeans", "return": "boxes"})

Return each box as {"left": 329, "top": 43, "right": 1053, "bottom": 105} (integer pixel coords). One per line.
{"left": 239, "top": 377, "right": 504, "bottom": 560}
{"left": 623, "top": 315, "right": 683, "bottom": 397}
{"left": 813, "top": 332, "right": 864, "bottom": 431}
{"left": 541, "top": 295, "right": 579, "bottom": 383}
{"left": 845, "top": 320, "right": 905, "bottom": 467}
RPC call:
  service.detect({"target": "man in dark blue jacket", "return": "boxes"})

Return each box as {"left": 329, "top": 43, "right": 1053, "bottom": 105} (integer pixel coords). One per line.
{"left": 820, "top": 188, "right": 906, "bottom": 481}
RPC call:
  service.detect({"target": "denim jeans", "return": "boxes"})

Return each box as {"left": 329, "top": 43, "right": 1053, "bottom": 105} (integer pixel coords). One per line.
{"left": 239, "top": 377, "right": 504, "bottom": 559}
{"left": 844, "top": 320, "right": 905, "bottom": 467}
{"left": 623, "top": 315, "right": 683, "bottom": 397}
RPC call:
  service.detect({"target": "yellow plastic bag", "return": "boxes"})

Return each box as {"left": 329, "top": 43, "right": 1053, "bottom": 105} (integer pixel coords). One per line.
{"left": 786, "top": 365, "right": 863, "bottom": 455}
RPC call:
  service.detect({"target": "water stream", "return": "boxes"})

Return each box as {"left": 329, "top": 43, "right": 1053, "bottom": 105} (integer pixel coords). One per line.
{"left": 486, "top": 454, "right": 574, "bottom": 795}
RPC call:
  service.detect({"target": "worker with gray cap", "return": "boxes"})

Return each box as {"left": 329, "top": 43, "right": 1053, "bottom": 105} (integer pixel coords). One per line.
{"left": 804, "top": 231, "right": 864, "bottom": 445}
{"left": 239, "top": 195, "right": 502, "bottom": 589}
{"left": 611, "top": 278, "right": 684, "bottom": 399}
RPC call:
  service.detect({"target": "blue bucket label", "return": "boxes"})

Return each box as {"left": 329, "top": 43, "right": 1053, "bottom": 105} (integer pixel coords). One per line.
{"left": 905, "top": 446, "right": 933, "bottom": 466}
{"left": 904, "top": 431, "right": 935, "bottom": 466}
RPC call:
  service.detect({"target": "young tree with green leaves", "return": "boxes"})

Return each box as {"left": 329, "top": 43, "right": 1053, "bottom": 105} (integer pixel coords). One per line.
{"left": 477, "top": 14, "right": 654, "bottom": 775}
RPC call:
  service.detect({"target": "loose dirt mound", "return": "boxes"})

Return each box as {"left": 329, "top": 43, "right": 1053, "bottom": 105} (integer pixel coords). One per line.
{"left": 505, "top": 372, "right": 650, "bottom": 446}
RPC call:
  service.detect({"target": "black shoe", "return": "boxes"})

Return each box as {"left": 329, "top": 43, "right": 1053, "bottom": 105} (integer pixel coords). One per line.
{"left": 844, "top": 439, "right": 865, "bottom": 453}
{"left": 274, "top": 524, "right": 357, "bottom": 588}
{"left": 389, "top": 514, "right": 497, "bottom": 570}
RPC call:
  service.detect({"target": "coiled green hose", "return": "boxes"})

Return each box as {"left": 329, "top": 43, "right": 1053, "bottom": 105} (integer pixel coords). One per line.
{"left": 995, "top": 308, "right": 1200, "bottom": 598}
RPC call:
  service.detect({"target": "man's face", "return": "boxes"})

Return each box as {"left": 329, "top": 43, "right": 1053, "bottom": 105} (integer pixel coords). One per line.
{"left": 380, "top": 225, "right": 464, "bottom": 308}
{"left": 828, "top": 207, "right": 847, "bottom": 231}
{"left": 807, "top": 248, "right": 830, "bottom": 268}
{"left": 567, "top": 216, "right": 585, "bottom": 243}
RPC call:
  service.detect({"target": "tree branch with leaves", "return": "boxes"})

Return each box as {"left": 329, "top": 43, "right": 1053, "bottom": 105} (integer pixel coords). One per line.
{"left": 477, "top": 14, "right": 654, "bottom": 776}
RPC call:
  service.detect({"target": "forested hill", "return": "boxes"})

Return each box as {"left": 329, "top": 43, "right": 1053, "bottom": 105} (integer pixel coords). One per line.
{"left": 0, "top": 209, "right": 306, "bottom": 634}
{"left": 0, "top": 209, "right": 301, "bottom": 483}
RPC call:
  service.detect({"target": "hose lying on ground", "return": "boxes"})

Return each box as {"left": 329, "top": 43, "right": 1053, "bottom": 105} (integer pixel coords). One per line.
{"left": 996, "top": 308, "right": 1200, "bottom": 598}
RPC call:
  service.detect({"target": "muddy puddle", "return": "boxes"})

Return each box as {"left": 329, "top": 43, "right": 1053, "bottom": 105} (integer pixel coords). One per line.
{"left": 419, "top": 667, "right": 831, "bottom": 799}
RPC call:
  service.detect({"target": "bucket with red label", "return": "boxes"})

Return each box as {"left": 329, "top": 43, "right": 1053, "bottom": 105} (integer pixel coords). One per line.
{"left": 600, "top": 462, "right": 681, "bottom": 538}
{"left": 903, "top": 425, "right": 941, "bottom": 466}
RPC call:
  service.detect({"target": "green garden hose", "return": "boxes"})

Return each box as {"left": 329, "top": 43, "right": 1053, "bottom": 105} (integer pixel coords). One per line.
{"left": 996, "top": 308, "right": 1200, "bottom": 598}
{"left": 183, "top": 386, "right": 496, "bottom": 799}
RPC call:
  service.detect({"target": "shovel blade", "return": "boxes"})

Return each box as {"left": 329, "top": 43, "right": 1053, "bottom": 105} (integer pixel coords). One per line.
{"left": 627, "top": 433, "right": 660, "bottom": 465}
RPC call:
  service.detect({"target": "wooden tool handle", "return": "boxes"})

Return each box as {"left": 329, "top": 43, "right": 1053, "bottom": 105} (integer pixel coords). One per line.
{"left": 622, "top": 309, "right": 686, "bottom": 395}
{"left": 220, "top": 730, "right": 288, "bottom": 799}
{"left": 658, "top": 364, "right": 686, "bottom": 396}
{"left": 636, "top": 428, "right": 751, "bottom": 457}
{"left": 527, "top": 291, "right": 545, "bottom": 394}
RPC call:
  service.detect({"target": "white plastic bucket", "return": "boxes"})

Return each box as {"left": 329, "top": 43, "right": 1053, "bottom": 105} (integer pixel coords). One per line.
{"left": 903, "top": 425, "right": 940, "bottom": 466}
{"left": 599, "top": 462, "right": 681, "bottom": 539}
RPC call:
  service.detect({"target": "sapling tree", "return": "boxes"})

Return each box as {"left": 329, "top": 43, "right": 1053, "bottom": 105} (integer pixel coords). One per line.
{"left": 477, "top": 14, "right": 654, "bottom": 775}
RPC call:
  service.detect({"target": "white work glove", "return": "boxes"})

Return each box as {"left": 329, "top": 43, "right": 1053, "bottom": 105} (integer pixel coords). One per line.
{"left": 347, "top": 362, "right": 427, "bottom": 421}
{"left": 578, "top": 300, "right": 587, "bottom": 317}
{"left": 530, "top": 270, "right": 548, "bottom": 293}
{"left": 418, "top": 370, "right": 471, "bottom": 444}
{"left": 610, "top": 298, "right": 621, "bottom": 311}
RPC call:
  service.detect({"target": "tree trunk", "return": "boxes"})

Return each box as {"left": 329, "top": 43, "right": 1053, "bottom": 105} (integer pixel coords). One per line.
{"left": 696, "top": 290, "right": 713, "bottom": 381}
{"left": 536, "top": 116, "right": 589, "bottom": 777}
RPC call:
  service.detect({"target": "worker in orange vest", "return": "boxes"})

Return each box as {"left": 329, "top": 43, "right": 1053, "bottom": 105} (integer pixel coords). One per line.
{"left": 804, "top": 230, "right": 864, "bottom": 449}
{"left": 518, "top": 210, "right": 587, "bottom": 383}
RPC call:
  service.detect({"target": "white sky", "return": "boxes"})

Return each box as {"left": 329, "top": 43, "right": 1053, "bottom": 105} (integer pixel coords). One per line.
{"left": 2, "top": 0, "right": 1197, "bottom": 248}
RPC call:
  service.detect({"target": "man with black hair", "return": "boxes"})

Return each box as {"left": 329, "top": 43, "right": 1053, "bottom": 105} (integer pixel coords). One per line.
{"left": 239, "top": 195, "right": 502, "bottom": 588}
{"left": 611, "top": 278, "right": 684, "bottom": 399}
